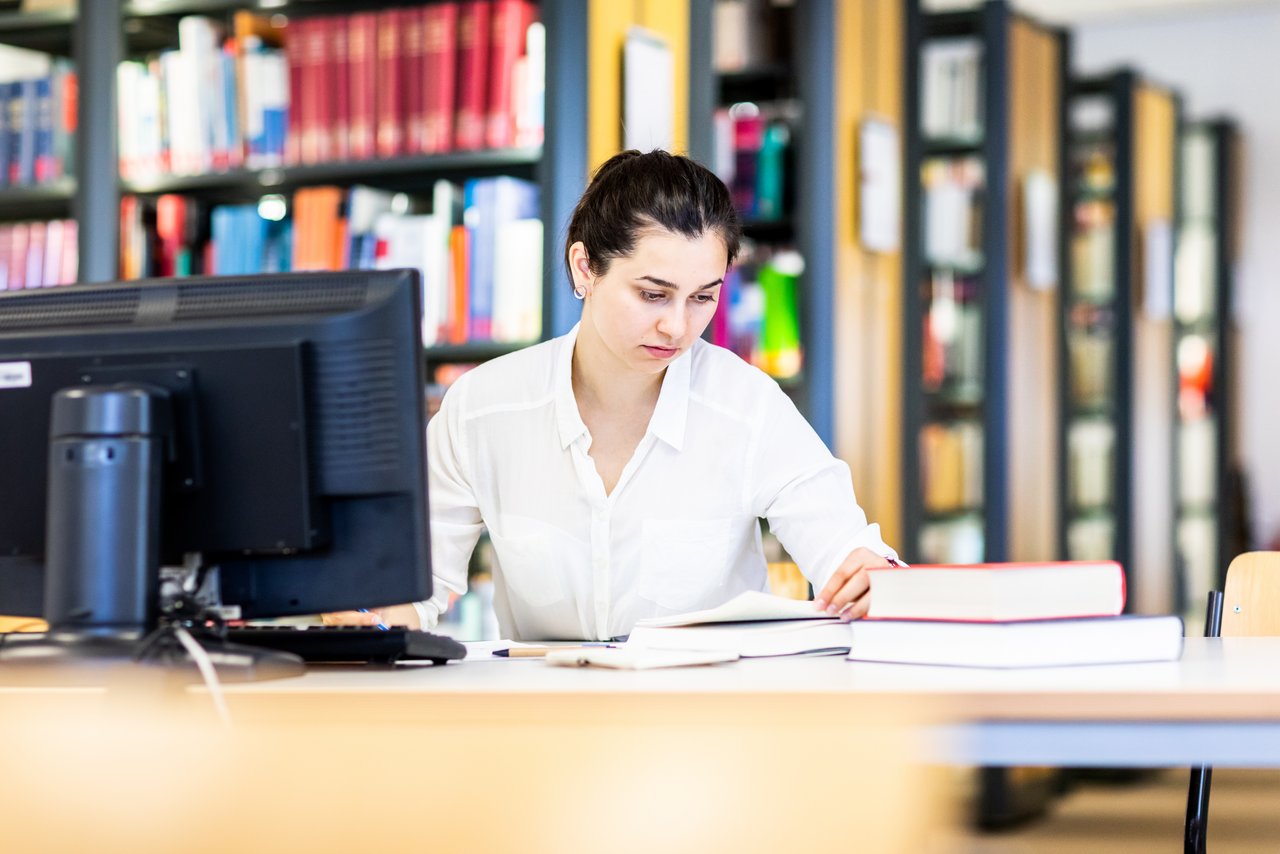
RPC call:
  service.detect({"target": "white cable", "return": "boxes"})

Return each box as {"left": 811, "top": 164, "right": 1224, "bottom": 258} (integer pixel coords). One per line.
{"left": 173, "top": 624, "right": 231, "bottom": 727}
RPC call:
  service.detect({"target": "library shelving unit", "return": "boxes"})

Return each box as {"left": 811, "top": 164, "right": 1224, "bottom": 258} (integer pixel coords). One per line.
{"left": 0, "top": 0, "right": 589, "bottom": 366}
{"left": 902, "top": 0, "right": 1068, "bottom": 568}
{"left": 1173, "top": 118, "right": 1241, "bottom": 619}
{"left": 688, "top": 0, "right": 831, "bottom": 444}
{"left": 1058, "top": 68, "right": 1181, "bottom": 615}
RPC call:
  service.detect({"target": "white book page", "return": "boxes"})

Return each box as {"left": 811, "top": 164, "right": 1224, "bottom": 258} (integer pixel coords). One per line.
{"left": 633, "top": 591, "right": 831, "bottom": 628}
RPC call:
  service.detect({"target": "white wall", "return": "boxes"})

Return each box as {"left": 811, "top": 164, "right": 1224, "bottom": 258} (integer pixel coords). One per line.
{"left": 1075, "top": 6, "right": 1280, "bottom": 549}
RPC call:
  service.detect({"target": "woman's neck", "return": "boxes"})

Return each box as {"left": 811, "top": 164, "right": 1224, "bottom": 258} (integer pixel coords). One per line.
{"left": 571, "top": 320, "right": 663, "bottom": 416}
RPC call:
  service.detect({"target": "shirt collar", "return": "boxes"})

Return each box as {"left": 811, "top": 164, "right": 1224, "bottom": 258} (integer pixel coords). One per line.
{"left": 553, "top": 324, "right": 692, "bottom": 452}
{"left": 554, "top": 324, "right": 588, "bottom": 449}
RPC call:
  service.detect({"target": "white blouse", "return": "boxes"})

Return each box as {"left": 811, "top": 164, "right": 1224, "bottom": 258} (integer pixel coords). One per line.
{"left": 419, "top": 324, "right": 897, "bottom": 641}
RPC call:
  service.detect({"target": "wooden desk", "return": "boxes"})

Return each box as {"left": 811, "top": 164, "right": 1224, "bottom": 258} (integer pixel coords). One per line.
{"left": 222, "top": 636, "right": 1280, "bottom": 767}
{"left": 5, "top": 636, "right": 1280, "bottom": 852}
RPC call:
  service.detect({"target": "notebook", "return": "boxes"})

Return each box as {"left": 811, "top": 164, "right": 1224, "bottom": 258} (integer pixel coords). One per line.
{"left": 629, "top": 593, "right": 848, "bottom": 657}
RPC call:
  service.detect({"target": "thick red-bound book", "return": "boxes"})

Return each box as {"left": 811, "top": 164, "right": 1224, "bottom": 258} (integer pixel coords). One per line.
{"left": 347, "top": 12, "right": 378, "bottom": 160}
{"left": 453, "top": 0, "right": 491, "bottom": 151}
{"left": 400, "top": 8, "right": 426, "bottom": 154}
{"left": 375, "top": 8, "right": 403, "bottom": 158}
{"left": 484, "top": 0, "right": 535, "bottom": 150}
{"left": 325, "top": 16, "right": 351, "bottom": 162}
{"left": 421, "top": 2, "right": 458, "bottom": 154}
{"left": 864, "top": 560, "right": 1128, "bottom": 622}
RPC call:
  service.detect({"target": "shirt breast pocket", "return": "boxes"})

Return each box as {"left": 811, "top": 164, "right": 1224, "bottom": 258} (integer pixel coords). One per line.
{"left": 639, "top": 517, "right": 739, "bottom": 612}
{"left": 490, "top": 513, "right": 571, "bottom": 609}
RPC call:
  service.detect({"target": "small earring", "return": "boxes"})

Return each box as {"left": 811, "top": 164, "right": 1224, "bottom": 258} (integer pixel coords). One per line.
{"left": 573, "top": 286, "right": 587, "bottom": 300}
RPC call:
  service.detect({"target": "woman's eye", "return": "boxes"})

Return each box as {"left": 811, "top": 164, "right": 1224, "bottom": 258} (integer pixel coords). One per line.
{"left": 641, "top": 291, "right": 665, "bottom": 302}
{"left": 693, "top": 294, "right": 717, "bottom": 304}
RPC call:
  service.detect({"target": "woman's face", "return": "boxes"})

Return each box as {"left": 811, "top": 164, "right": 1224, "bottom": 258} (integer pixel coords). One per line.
{"left": 574, "top": 228, "right": 728, "bottom": 377}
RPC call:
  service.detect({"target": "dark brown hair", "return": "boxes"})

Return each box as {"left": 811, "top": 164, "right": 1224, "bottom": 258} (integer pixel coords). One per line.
{"left": 563, "top": 150, "right": 742, "bottom": 286}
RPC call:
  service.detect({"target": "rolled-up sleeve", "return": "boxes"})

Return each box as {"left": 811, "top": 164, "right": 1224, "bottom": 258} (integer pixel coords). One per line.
{"left": 747, "top": 384, "right": 898, "bottom": 593}
{"left": 416, "top": 378, "right": 485, "bottom": 628}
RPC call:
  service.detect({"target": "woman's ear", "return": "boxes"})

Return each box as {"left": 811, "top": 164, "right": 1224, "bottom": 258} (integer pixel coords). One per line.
{"left": 568, "top": 241, "right": 593, "bottom": 293}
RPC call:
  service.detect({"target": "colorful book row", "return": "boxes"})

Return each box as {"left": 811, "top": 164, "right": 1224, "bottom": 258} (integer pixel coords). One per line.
{"left": 0, "top": 219, "right": 78, "bottom": 290}
{"left": 117, "top": 1, "right": 543, "bottom": 179}
{"left": 118, "top": 176, "right": 541, "bottom": 347}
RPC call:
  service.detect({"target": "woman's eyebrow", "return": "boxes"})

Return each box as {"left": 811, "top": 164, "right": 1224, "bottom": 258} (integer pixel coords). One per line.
{"left": 637, "top": 275, "right": 724, "bottom": 290}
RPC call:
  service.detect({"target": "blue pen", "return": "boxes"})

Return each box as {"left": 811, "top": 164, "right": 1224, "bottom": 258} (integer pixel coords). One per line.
{"left": 359, "top": 608, "right": 390, "bottom": 631}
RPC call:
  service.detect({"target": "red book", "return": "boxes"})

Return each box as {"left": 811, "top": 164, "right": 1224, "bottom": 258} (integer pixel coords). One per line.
{"left": 60, "top": 219, "right": 78, "bottom": 285}
{"left": 0, "top": 225, "right": 12, "bottom": 290}
{"left": 484, "top": 0, "right": 534, "bottom": 150}
{"left": 155, "top": 194, "right": 188, "bottom": 278}
{"left": 453, "top": 0, "right": 491, "bottom": 151}
{"left": 375, "top": 8, "right": 403, "bottom": 158}
{"left": 400, "top": 9, "right": 426, "bottom": 154}
{"left": 284, "top": 18, "right": 305, "bottom": 164}
{"left": 863, "top": 561, "right": 1127, "bottom": 622}
{"left": 8, "top": 224, "right": 29, "bottom": 290}
{"left": 421, "top": 2, "right": 458, "bottom": 154}
{"left": 24, "top": 221, "right": 45, "bottom": 288}
{"left": 327, "top": 16, "right": 352, "bottom": 161}
{"left": 347, "top": 12, "right": 378, "bottom": 160}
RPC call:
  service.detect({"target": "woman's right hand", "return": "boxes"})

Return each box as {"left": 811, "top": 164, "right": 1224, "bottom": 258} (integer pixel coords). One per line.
{"left": 320, "top": 610, "right": 388, "bottom": 627}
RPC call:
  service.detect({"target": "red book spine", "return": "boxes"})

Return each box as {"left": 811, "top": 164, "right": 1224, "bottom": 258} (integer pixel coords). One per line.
{"left": 484, "top": 0, "right": 530, "bottom": 150}
{"left": 155, "top": 194, "right": 186, "bottom": 278}
{"left": 375, "top": 9, "right": 403, "bottom": 158}
{"left": 8, "top": 224, "right": 28, "bottom": 290}
{"left": 284, "top": 18, "right": 305, "bottom": 164}
{"left": 327, "top": 16, "right": 352, "bottom": 162}
{"left": 453, "top": 0, "right": 491, "bottom": 151}
{"left": 400, "top": 9, "right": 426, "bottom": 155}
{"left": 308, "top": 17, "right": 332, "bottom": 163}
{"left": 347, "top": 12, "right": 377, "bottom": 160}
{"left": 421, "top": 2, "right": 458, "bottom": 154}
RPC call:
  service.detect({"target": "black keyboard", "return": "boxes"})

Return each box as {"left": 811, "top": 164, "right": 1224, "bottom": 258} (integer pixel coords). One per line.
{"left": 226, "top": 625, "right": 467, "bottom": 665}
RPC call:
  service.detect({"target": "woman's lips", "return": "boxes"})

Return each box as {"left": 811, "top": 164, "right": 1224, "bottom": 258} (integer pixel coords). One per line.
{"left": 642, "top": 345, "right": 679, "bottom": 359}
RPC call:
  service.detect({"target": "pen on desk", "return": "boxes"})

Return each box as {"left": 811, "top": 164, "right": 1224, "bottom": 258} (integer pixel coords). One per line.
{"left": 358, "top": 608, "right": 390, "bottom": 631}
{"left": 494, "top": 643, "right": 616, "bottom": 658}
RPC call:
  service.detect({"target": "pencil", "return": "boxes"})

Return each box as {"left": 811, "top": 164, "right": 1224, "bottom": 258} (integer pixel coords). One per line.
{"left": 494, "top": 644, "right": 616, "bottom": 658}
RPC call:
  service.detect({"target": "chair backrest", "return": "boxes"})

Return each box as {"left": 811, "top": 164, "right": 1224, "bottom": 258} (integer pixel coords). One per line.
{"left": 1220, "top": 552, "right": 1280, "bottom": 637}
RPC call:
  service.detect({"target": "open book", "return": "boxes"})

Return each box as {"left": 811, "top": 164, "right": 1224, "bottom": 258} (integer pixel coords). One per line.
{"left": 628, "top": 592, "right": 849, "bottom": 658}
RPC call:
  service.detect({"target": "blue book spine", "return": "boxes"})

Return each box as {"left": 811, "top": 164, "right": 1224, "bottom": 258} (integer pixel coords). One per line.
{"left": 35, "top": 76, "right": 54, "bottom": 184}
{"left": 0, "top": 82, "right": 13, "bottom": 189}
{"left": 13, "top": 79, "right": 38, "bottom": 186}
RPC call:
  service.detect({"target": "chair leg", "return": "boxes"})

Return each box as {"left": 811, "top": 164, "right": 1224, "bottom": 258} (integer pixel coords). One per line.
{"left": 1185, "top": 765, "right": 1212, "bottom": 854}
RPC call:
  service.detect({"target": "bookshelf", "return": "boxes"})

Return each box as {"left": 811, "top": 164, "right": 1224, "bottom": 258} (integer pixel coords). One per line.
{"left": 1173, "top": 118, "right": 1240, "bottom": 619}
{"left": 0, "top": 0, "right": 589, "bottom": 352}
{"left": 1059, "top": 69, "right": 1180, "bottom": 615}
{"left": 689, "top": 0, "right": 831, "bottom": 444}
{"left": 902, "top": 0, "right": 1067, "bottom": 566}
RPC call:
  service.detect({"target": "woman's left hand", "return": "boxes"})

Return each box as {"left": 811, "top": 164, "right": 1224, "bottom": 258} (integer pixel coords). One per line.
{"left": 813, "top": 547, "right": 894, "bottom": 620}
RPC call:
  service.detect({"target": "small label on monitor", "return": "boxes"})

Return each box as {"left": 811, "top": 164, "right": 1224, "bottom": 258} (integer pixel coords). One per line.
{"left": 0, "top": 361, "right": 32, "bottom": 389}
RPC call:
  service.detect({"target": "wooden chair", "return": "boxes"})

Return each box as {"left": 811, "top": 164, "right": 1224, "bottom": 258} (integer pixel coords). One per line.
{"left": 1186, "top": 551, "right": 1280, "bottom": 853}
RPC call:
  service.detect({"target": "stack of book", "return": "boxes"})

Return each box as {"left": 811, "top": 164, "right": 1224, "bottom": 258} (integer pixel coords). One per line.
{"left": 624, "top": 562, "right": 1184, "bottom": 669}
{"left": 848, "top": 561, "right": 1183, "bottom": 668}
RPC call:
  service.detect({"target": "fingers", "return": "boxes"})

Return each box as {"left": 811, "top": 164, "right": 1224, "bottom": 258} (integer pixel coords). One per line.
{"left": 813, "top": 548, "right": 894, "bottom": 616}
{"left": 321, "top": 610, "right": 384, "bottom": 627}
{"left": 814, "top": 567, "right": 870, "bottom": 617}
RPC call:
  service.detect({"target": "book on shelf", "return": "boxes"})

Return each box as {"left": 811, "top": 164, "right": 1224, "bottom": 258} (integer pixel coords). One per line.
{"left": 918, "top": 518, "right": 984, "bottom": 565}
{"left": 0, "top": 44, "right": 75, "bottom": 188}
{"left": 627, "top": 590, "right": 849, "bottom": 658}
{"left": 710, "top": 247, "right": 803, "bottom": 381}
{"left": 116, "top": 5, "right": 545, "bottom": 180}
{"left": 864, "top": 560, "right": 1126, "bottom": 622}
{"left": 920, "top": 37, "right": 982, "bottom": 142}
{"left": 1067, "top": 418, "right": 1115, "bottom": 509}
{"left": 0, "top": 219, "right": 77, "bottom": 290}
{"left": 119, "top": 178, "right": 540, "bottom": 347}
{"left": 847, "top": 614, "right": 1184, "bottom": 668}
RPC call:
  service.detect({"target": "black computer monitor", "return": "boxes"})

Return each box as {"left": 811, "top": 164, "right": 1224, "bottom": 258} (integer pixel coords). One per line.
{"left": 0, "top": 269, "right": 431, "bottom": 675}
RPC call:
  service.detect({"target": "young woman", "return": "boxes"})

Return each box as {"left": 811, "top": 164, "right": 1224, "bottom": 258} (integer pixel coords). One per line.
{"left": 332, "top": 150, "right": 899, "bottom": 640}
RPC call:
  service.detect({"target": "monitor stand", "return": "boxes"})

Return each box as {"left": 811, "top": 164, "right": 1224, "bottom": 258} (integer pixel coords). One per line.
{"left": 0, "top": 384, "right": 303, "bottom": 684}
